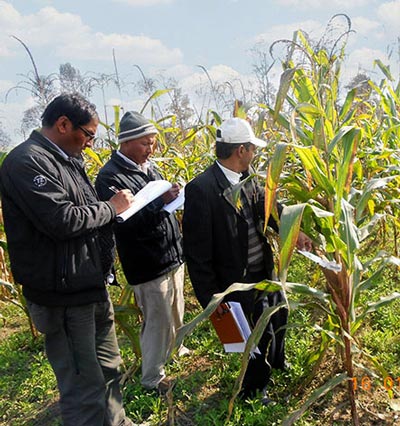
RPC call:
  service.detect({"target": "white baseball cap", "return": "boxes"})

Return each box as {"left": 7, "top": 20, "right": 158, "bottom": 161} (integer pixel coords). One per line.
{"left": 216, "top": 117, "right": 267, "bottom": 147}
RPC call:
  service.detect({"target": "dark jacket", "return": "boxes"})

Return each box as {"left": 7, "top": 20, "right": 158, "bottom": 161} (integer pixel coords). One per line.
{"left": 0, "top": 131, "right": 117, "bottom": 307}
{"left": 95, "top": 151, "right": 183, "bottom": 285}
{"left": 182, "top": 162, "right": 279, "bottom": 309}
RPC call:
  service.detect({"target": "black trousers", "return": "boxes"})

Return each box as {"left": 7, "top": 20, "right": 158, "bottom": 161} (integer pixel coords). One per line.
{"left": 226, "top": 275, "right": 288, "bottom": 396}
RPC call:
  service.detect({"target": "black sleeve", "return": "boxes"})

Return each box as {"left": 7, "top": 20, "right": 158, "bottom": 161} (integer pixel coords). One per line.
{"left": 1, "top": 154, "right": 115, "bottom": 241}
{"left": 182, "top": 181, "right": 220, "bottom": 308}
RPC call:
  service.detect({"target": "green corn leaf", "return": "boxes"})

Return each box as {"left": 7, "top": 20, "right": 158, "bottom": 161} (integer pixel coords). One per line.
{"left": 274, "top": 68, "right": 296, "bottom": 121}
{"left": 113, "top": 304, "right": 141, "bottom": 317}
{"left": 264, "top": 143, "right": 287, "bottom": 231}
{"left": 358, "top": 213, "right": 385, "bottom": 241}
{"left": 355, "top": 176, "right": 398, "bottom": 223}
{"left": 335, "top": 127, "right": 360, "bottom": 207}
{"left": 355, "top": 253, "right": 400, "bottom": 299}
{"left": 285, "top": 282, "right": 330, "bottom": 303}
{"left": 314, "top": 324, "right": 345, "bottom": 347}
{"left": 374, "top": 59, "right": 394, "bottom": 81}
{"left": 208, "top": 110, "right": 222, "bottom": 127}
{"left": 84, "top": 147, "right": 103, "bottom": 167}
{"left": 173, "top": 156, "right": 187, "bottom": 170}
{"left": 140, "top": 89, "right": 172, "bottom": 114}
{"left": 279, "top": 203, "right": 306, "bottom": 283}
{"left": 313, "top": 117, "right": 326, "bottom": 150}
{"left": 354, "top": 292, "right": 400, "bottom": 330}
{"left": 294, "top": 146, "right": 335, "bottom": 195}
{"left": 174, "top": 282, "right": 260, "bottom": 352}
{"left": 113, "top": 105, "right": 121, "bottom": 137}
{"left": 293, "top": 73, "right": 318, "bottom": 105}
{"left": 282, "top": 373, "right": 348, "bottom": 425}
{"left": 328, "top": 125, "right": 356, "bottom": 154}
{"left": 339, "top": 199, "right": 359, "bottom": 270}
{"left": 254, "top": 279, "right": 282, "bottom": 293}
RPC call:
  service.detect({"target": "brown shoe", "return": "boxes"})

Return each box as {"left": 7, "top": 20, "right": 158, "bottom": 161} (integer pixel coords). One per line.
{"left": 157, "top": 377, "right": 175, "bottom": 394}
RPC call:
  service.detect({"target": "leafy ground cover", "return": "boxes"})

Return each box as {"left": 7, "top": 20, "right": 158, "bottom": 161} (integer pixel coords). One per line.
{"left": 1, "top": 255, "right": 400, "bottom": 426}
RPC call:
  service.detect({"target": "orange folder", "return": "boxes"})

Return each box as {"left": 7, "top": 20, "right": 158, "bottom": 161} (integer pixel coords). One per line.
{"left": 209, "top": 302, "right": 245, "bottom": 344}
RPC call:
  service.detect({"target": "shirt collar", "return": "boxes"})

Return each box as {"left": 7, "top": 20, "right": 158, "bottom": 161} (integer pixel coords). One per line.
{"left": 216, "top": 161, "right": 242, "bottom": 186}
{"left": 42, "top": 135, "right": 70, "bottom": 161}
{"left": 116, "top": 150, "right": 151, "bottom": 174}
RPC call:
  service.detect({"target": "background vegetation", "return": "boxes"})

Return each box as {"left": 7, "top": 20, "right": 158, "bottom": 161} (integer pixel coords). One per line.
{"left": 1, "top": 15, "right": 400, "bottom": 426}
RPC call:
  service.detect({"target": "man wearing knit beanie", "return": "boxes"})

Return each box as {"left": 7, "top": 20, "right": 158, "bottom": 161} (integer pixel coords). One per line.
{"left": 96, "top": 111, "right": 189, "bottom": 393}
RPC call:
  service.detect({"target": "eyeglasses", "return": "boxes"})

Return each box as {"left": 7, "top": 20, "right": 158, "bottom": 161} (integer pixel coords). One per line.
{"left": 78, "top": 125, "right": 96, "bottom": 141}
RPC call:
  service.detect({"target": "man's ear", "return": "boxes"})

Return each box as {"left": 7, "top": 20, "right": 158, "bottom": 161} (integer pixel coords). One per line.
{"left": 55, "top": 116, "right": 70, "bottom": 135}
{"left": 237, "top": 144, "right": 245, "bottom": 157}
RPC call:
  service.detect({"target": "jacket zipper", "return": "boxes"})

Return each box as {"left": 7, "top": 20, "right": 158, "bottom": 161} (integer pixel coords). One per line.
{"left": 60, "top": 242, "right": 69, "bottom": 290}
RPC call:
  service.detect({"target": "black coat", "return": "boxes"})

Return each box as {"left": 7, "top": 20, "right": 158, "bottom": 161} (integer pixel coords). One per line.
{"left": 182, "top": 162, "right": 278, "bottom": 309}
{"left": 95, "top": 151, "right": 183, "bottom": 285}
{"left": 0, "top": 131, "right": 116, "bottom": 306}
{"left": 183, "top": 162, "right": 288, "bottom": 389}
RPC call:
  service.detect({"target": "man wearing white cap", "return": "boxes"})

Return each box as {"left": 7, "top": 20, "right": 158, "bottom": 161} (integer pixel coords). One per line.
{"left": 96, "top": 111, "right": 188, "bottom": 393}
{"left": 183, "top": 117, "right": 311, "bottom": 404}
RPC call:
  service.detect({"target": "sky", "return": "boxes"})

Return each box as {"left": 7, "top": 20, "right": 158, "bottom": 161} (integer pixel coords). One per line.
{"left": 0, "top": 0, "right": 399, "bottom": 145}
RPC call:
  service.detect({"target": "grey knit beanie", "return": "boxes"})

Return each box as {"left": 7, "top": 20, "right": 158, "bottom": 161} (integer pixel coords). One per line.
{"left": 118, "top": 111, "right": 158, "bottom": 143}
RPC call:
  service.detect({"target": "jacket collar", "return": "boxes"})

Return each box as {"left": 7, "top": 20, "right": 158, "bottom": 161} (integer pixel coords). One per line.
{"left": 211, "top": 162, "right": 245, "bottom": 216}
{"left": 30, "top": 130, "right": 76, "bottom": 163}
{"left": 111, "top": 150, "right": 142, "bottom": 172}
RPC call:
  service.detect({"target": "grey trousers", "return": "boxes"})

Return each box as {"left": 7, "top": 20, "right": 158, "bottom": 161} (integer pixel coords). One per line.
{"left": 27, "top": 297, "right": 132, "bottom": 426}
{"left": 133, "top": 264, "right": 185, "bottom": 389}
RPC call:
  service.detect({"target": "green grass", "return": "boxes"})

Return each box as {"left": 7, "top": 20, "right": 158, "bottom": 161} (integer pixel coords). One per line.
{"left": 1, "top": 256, "right": 400, "bottom": 425}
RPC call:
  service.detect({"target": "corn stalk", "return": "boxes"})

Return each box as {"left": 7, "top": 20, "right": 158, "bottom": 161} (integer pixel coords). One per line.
{"left": 265, "top": 27, "right": 400, "bottom": 425}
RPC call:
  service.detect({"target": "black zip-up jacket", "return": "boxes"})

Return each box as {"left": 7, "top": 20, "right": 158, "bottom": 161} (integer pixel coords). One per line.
{"left": 95, "top": 151, "right": 183, "bottom": 285}
{"left": 0, "top": 131, "right": 117, "bottom": 306}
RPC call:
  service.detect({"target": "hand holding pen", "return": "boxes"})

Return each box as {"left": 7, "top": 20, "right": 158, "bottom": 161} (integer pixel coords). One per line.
{"left": 108, "top": 186, "right": 134, "bottom": 214}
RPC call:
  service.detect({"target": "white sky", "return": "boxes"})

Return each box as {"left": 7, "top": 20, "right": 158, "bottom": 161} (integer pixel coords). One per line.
{"left": 0, "top": 0, "right": 399, "bottom": 144}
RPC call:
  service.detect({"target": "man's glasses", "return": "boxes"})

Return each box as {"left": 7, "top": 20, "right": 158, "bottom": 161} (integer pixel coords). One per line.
{"left": 78, "top": 125, "right": 96, "bottom": 141}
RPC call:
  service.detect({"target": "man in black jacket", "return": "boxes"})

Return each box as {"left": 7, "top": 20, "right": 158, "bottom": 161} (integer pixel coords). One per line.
{"left": 96, "top": 111, "right": 187, "bottom": 393}
{"left": 183, "top": 117, "right": 311, "bottom": 404}
{"left": 0, "top": 94, "right": 134, "bottom": 426}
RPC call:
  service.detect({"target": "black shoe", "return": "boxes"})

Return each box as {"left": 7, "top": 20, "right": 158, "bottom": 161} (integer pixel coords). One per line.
{"left": 260, "top": 388, "right": 275, "bottom": 406}
{"left": 239, "top": 386, "right": 275, "bottom": 406}
{"left": 157, "top": 377, "right": 175, "bottom": 394}
{"left": 238, "top": 387, "right": 257, "bottom": 401}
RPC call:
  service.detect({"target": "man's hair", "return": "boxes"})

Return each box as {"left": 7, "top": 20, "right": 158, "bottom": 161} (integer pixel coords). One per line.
{"left": 41, "top": 93, "right": 98, "bottom": 128}
{"left": 215, "top": 142, "right": 252, "bottom": 159}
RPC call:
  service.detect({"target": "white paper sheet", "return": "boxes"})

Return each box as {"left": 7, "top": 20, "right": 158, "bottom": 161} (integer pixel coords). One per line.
{"left": 223, "top": 302, "right": 261, "bottom": 355}
{"left": 298, "top": 250, "right": 342, "bottom": 272}
{"left": 116, "top": 180, "right": 172, "bottom": 223}
{"left": 162, "top": 189, "right": 185, "bottom": 214}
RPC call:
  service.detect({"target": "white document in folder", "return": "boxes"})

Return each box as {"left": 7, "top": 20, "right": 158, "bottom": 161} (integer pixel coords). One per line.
{"left": 223, "top": 302, "right": 261, "bottom": 355}
{"left": 162, "top": 188, "right": 185, "bottom": 214}
{"left": 116, "top": 180, "right": 172, "bottom": 223}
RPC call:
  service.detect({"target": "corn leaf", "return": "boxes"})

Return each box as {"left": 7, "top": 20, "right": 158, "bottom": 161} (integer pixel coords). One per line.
{"left": 374, "top": 59, "right": 394, "bottom": 81}
{"left": 294, "top": 146, "right": 335, "bottom": 195}
{"left": 279, "top": 203, "right": 306, "bottom": 283}
{"left": 174, "top": 282, "right": 260, "bottom": 352}
{"left": 354, "top": 292, "right": 400, "bottom": 329}
{"left": 282, "top": 373, "right": 348, "bottom": 425}
{"left": 264, "top": 143, "right": 287, "bottom": 232}
{"left": 140, "top": 89, "right": 171, "bottom": 114}
{"left": 274, "top": 68, "right": 296, "bottom": 121}
{"left": 84, "top": 147, "right": 103, "bottom": 167}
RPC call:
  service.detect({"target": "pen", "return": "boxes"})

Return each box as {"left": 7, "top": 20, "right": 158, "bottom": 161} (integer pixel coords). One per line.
{"left": 109, "top": 186, "right": 119, "bottom": 194}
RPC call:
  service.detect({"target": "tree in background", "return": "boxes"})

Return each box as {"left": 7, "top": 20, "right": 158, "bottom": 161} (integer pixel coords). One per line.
{"left": 0, "top": 122, "right": 11, "bottom": 150}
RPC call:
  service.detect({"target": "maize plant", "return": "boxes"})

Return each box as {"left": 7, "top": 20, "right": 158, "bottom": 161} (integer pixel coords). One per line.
{"left": 263, "top": 25, "right": 400, "bottom": 425}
